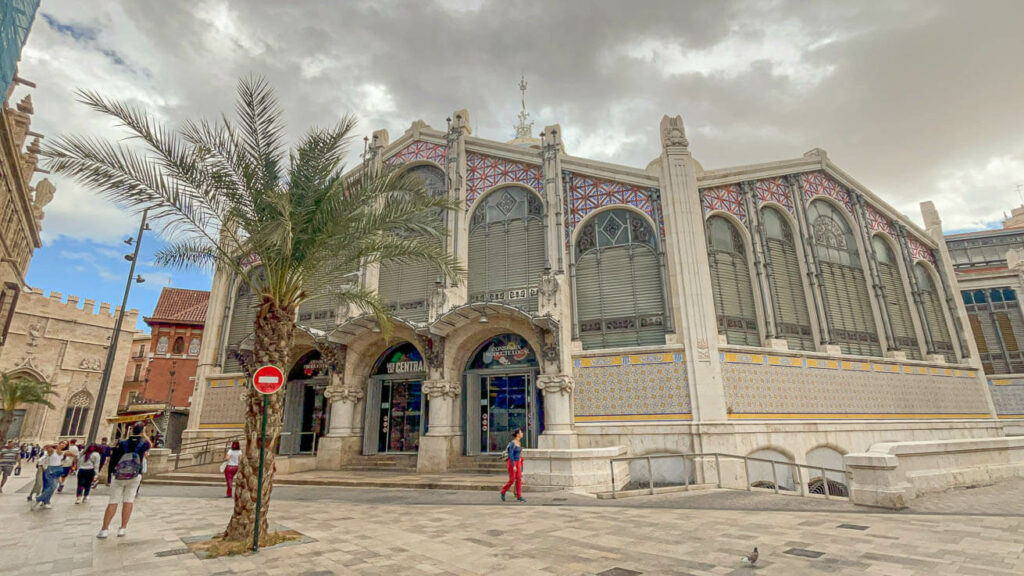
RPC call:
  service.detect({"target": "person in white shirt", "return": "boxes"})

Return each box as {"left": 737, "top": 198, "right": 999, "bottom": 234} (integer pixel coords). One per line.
{"left": 32, "top": 444, "right": 66, "bottom": 510}
{"left": 222, "top": 441, "right": 242, "bottom": 498}
{"left": 75, "top": 445, "right": 102, "bottom": 504}
{"left": 58, "top": 440, "right": 79, "bottom": 493}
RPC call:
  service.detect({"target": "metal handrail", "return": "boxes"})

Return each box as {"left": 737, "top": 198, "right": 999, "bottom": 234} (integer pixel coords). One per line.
{"left": 608, "top": 452, "right": 850, "bottom": 500}
{"left": 172, "top": 434, "right": 244, "bottom": 471}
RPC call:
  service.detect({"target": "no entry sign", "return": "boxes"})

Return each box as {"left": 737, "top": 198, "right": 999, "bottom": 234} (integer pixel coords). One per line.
{"left": 252, "top": 365, "right": 285, "bottom": 394}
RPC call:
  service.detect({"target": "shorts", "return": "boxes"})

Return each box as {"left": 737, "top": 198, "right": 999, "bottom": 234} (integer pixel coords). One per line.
{"left": 108, "top": 475, "right": 143, "bottom": 504}
{"left": 0, "top": 464, "right": 12, "bottom": 477}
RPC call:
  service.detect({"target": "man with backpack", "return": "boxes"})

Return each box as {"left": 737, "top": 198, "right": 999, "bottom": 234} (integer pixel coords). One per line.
{"left": 97, "top": 423, "right": 150, "bottom": 539}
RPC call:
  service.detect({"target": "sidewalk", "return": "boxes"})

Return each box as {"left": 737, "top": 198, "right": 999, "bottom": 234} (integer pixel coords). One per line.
{"left": 149, "top": 469, "right": 507, "bottom": 492}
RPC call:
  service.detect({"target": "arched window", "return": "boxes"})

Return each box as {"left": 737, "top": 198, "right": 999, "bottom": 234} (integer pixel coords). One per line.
{"left": 807, "top": 201, "right": 880, "bottom": 356}
{"left": 746, "top": 449, "right": 795, "bottom": 491}
{"left": 872, "top": 236, "right": 920, "bottom": 359}
{"left": 468, "top": 186, "right": 545, "bottom": 312}
{"left": 914, "top": 264, "right": 957, "bottom": 364}
{"left": 761, "top": 208, "right": 815, "bottom": 351}
{"left": 706, "top": 216, "right": 759, "bottom": 346}
{"left": 172, "top": 336, "right": 185, "bottom": 355}
{"left": 378, "top": 165, "right": 447, "bottom": 323}
{"left": 61, "top": 391, "right": 92, "bottom": 437}
{"left": 574, "top": 209, "right": 666, "bottom": 349}
{"left": 224, "top": 265, "right": 265, "bottom": 372}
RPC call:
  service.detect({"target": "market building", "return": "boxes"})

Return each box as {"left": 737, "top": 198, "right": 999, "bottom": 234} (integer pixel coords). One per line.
{"left": 945, "top": 206, "right": 1024, "bottom": 434}
{"left": 187, "top": 93, "right": 1001, "bottom": 491}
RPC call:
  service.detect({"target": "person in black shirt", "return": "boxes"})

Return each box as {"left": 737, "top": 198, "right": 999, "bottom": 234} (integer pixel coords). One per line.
{"left": 97, "top": 423, "right": 150, "bottom": 539}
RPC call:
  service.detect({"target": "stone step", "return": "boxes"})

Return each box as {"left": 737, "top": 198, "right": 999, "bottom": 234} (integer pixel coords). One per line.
{"left": 148, "top": 471, "right": 508, "bottom": 492}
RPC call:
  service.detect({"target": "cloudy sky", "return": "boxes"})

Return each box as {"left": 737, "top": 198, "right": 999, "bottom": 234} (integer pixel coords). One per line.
{"left": 13, "top": 0, "right": 1024, "bottom": 329}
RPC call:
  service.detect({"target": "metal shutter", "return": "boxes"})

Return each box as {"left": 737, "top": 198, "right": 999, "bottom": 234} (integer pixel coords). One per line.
{"left": 968, "top": 312, "right": 994, "bottom": 373}
{"left": 224, "top": 268, "right": 264, "bottom": 372}
{"left": 706, "top": 217, "right": 759, "bottom": 346}
{"left": 576, "top": 251, "right": 605, "bottom": 349}
{"left": 873, "top": 239, "right": 920, "bottom": 359}
{"left": 525, "top": 218, "right": 546, "bottom": 313}
{"left": 819, "top": 262, "right": 880, "bottom": 356}
{"left": 764, "top": 236, "right": 815, "bottom": 351}
{"left": 632, "top": 245, "right": 668, "bottom": 346}
{"left": 914, "top": 264, "right": 955, "bottom": 363}
{"left": 467, "top": 226, "right": 488, "bottom": 302}
{"left": 297, "top": 264, "right": 352, "bottom": 332}
{"left": 362, "top": 379, "right": 381, "bottom": 456}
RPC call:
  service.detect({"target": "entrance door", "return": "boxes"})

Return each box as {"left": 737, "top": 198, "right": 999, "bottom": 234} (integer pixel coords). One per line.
{"left": 377, "top": 379, "right": 423, "bottom": 453}
{"left": 485, "top": 374, "right": 529, "bottom": 452}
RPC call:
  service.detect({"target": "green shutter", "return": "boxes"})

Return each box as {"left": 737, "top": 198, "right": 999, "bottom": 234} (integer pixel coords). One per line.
{"left": 873, "top": 238, "right": 920, "bottom": 359}
{"left": 706, "top": 217, "right": 759, "bottom": 346}
{"left": 467, "top": 226, "right": 488, "bottom": 303}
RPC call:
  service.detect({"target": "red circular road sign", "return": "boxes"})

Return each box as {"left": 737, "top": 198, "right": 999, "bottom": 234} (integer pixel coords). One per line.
{"left": 252, "top": 365, "right": 285, "bottom": 395}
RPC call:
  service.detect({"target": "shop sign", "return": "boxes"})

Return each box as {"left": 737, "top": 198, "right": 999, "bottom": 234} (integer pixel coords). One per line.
{"left": 303, "top": 358, "right": 327, "bottom": 377}
{"left": 472, "top": 334, "right": 536, "bottom": 369}
{"left": 386, "top": 359, "right": 424, "bottom": 374}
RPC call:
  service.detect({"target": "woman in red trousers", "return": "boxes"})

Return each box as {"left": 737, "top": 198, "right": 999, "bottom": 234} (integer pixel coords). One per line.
{"left": 500, "top": 428, "right": 526, "bottom": 503}
{"left": 222, "top": 441, "right": 242, "bottom": 498}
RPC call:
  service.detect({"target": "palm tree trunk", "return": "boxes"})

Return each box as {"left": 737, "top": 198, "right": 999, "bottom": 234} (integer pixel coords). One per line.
{"left": 222, "top": 295, "right": 295, "bottom": 542}
{"left": 0, "top": 411, "right": 13, "bottom": 445}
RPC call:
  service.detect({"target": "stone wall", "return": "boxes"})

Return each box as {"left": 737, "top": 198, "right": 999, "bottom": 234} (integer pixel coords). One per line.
{"left": 0, "top": 289, "right": 138, "bottom": 442}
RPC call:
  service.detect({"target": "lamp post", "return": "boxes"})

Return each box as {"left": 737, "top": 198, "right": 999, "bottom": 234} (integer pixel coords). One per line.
{"left": 85, "top": 209, "right": 149, "bottom": 445}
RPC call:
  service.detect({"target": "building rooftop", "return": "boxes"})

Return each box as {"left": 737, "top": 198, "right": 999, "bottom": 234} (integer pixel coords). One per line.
{"left": 145, "top": 288, "right": 209, "bottom": 326}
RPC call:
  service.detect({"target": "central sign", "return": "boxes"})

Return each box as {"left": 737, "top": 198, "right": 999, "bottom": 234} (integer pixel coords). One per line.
{"left": 253, "top": 365, "right": 285, "bottom": 395}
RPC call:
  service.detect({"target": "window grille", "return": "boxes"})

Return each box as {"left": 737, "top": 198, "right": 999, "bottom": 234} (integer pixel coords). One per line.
{"left": 378, "top": 165, "right": 447, "bottom": 323}
{"left": 807, "top": 201, "right": 881, "bottom": 356}
{"left": 872, "top": 236, "right": 920, "bottom": 359}
{"left": 575, "top": 210, "right": 666, "bottom": 349}
{"left": 761, "top": 208, "right": 815, "bottom": 351}
{"left": 467, "top": 186, "right": 545, "bottom": 312}
{"left": 706, "top": 216, "right": 759, "bottom": 346}
{"left": 61, "top": 391, "right": 91, "bottom": 437}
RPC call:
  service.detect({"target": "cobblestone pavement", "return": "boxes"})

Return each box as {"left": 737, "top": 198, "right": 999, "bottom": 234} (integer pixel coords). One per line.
{"left": 3, "top": 473, "right": 1024, "bottom": 575}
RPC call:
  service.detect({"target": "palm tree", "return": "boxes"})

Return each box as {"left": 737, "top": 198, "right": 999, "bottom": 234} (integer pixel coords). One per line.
{"left": 43, "top": 76, "right": 461, "bottom": 543}
{"left": 0, "top": 374, "right": 55, "bottom": 444}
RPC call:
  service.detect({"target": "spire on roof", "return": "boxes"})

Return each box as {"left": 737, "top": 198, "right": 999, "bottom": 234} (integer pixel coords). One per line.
{"left": 514, "top": 74, "right": 534, "bottom": 139}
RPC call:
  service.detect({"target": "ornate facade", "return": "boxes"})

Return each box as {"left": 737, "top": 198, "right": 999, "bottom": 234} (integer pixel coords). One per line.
{"left": 187, "top": 106, "right": 1000, "bottom": 490}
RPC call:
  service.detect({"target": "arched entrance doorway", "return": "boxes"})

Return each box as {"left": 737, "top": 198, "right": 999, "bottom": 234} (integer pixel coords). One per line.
{"left": 280, "top": 349, "right": 329, "bottom": 456}
{"left": 363, "top": 342, "right": 426, "bottom": 455}
{"left": 464, "top": 333, "right": 543, "bottom": 455}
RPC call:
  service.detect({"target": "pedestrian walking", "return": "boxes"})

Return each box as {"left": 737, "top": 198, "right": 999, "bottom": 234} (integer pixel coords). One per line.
{"left": 26, "top": 451, "right": 45, "bottom": 502}
{"left": 499, "top": 428, "right": 526, "bottom": 503}
{"left": 75, "top": 444, "right": 101, "bottom": 504}
{"left": 0, "top": 440, "right": 20, "bottom": 493}
{"left": 32, "top": 444, "right": 66, "bottom": 510}
{"left": 221, "top": 441, "right": 242, "bottom": 498}
{"left": 93, "top": 437, "right": 112, "bottom": 489}
{"left": 97, "top": 423, "right": 150, "bottom": 539}
{"left": 57, "top": 440, "right": 77, "bottom": 493}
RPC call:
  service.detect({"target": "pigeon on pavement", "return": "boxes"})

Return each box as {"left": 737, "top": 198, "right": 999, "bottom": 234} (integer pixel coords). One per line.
{"left": 741, "top": 547, "right": 759, "bottom": 565}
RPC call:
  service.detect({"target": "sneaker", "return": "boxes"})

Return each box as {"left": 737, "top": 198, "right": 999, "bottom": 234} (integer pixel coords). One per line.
{"left": 57, "top": 485, "right": 63, "bottom": 493}
{"left": 75, "top": 497, "right": 82, "bottom": 504}
{"left": 26, "top": 495, "right": 32, "bottom": 501}
{"left": 117, "top": 528, "right": 126, "bottom": 537}
{"left": 500, "top": 492, "right": 506, "bottom": 502}
{"left": 516, "top": 498, "right": 527, "bottom": 503}
{"left": 82, "top": 497, "right": 89, "bottom": 503}
{"left": 42, "top": 504, "right": 52, "bottom": 509}
{"left": 96, "top": 530, "right": 108, "bottom": 539}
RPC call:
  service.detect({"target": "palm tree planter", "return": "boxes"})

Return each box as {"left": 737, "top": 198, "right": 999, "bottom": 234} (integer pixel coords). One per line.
{"left": 0, "top": 374, "right": 56, "bottom": 444}
{"left": 43, "top": 77, "right": 461, "bottom": 543}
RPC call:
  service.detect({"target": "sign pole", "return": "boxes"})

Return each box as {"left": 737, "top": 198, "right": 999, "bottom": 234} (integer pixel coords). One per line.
{"left": 253, "top": 393, "right": 268, "bottom": 552}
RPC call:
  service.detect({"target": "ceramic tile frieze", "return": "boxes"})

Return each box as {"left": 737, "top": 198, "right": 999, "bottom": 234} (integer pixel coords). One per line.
{"left": 573, "top": 352, "right": 690, "bottom": 421}
{"left": 990, "top": 378, "right": 1024, "bottom": 416}
{"left": 908, "top": 235, "right": 938, "bottom": 265}
{"left": 465, "top": 152, "right": 543, "bottom": 211}
{"left": 565, "top": 172, "right": 663, "bottom": 246}
{"left": 800, "top": 171, "right": 855, "bottom": 217}
{"left": 720, "top": 354, "right": 989, "bottom": 417}
{"left": 865, "top": 203, "right": 897, "bottom": 237}
{"left": 198, "top": 377, "right": 246, "bottom": 427}
{"left": 753, "top": 177, "right": 795, "bottom": 215}
{"left": 385, "top": 140, "right": 447, "bottom": 168}
{"left": 700, "top": 184, "right": 747, "bottom": 223}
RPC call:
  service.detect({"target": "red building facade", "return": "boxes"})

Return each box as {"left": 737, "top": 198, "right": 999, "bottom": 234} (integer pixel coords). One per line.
{"left": 142, "top": 288, "right": 209, "bottom": 409}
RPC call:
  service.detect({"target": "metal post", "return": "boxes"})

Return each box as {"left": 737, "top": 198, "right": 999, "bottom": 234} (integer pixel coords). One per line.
{"left": 714, "top": 453, "right": 721, "bottom": 488}
{"left": 609, "top": 460, "right": 616, "bottom": 498}
{"left": 253, "top": 394, "right": 269, "bottom": 552}
{"left": 86, "top": 209, "right": 148, "bottom": 446}
{"left": 771, "top": 461, "right": 779, "bottom": 494}
{"left": 647, "top": 456, "right": 654, "bottom": 495}
{"left": 821, "top": 467, "right": 830, "bottom": 500}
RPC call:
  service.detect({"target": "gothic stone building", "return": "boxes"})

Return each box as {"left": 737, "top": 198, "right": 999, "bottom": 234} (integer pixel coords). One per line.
{"left": 0, "top": 289, "right": 137, "bottom": 443}
{"left": 187, "top": 111, "right": 1000, "bottom": 491}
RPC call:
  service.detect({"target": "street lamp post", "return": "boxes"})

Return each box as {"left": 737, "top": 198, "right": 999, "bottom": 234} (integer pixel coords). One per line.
{"left": 85, "top": 209, "right": 149, "bottom": 446}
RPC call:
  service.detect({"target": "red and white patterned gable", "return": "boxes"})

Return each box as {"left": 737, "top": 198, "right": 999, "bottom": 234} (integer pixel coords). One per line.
{"left": 385, "top": 140, "right": 447, "bottom": 167}
{"left": 465, "top": 152, "right": 543, "bottom": 211}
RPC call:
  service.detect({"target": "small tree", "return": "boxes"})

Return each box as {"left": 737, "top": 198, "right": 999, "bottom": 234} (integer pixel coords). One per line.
{"left": 0, "top": 374, "right": 55, "bottom": 443}
{"left": 43, "top": 76, "right": 461, "bottom": 543}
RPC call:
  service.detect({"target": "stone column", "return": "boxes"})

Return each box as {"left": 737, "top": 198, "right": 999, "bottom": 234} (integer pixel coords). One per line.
{"left": 656, "top": 115, "right": 727, "bottom": 423}
{"left": 448, "top": 110, "right": 470, "bottom": 307}
{"left": 541, "top": 125, "right": 566, "bottom": 273}
{"left": 418, "top": 379, "right": 460, "bottom": 473}
{"left": 316, "top": 383, "right": 364, "bottom": 469}
{"left": 537, "top": 373, "right": 576, "bottom": 449}
{"left": 740, "top": 181, "right": 780, "bottom": 346}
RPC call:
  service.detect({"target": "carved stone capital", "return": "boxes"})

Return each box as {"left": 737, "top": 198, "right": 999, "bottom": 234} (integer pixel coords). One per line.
{"left": 422, "top": 379, "right": 460, "bottom": 400}
{"left": 416, "top": 333, "right": 446, "bottom": 379}
{"left": 537, "top": 374, "right": 574, "bottom": 396}
{"left": 326, "top": 385, "right": 365, "bottom": 404}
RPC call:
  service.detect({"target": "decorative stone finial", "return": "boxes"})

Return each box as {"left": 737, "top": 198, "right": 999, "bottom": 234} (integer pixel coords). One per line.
{"left": 660, "top": 115, "right": 689, "bottom": 149}
{"left": 17, "top": 94, "right": 33, "bottom": 115}
{"left": 514, "top": 74, "right": 534, "bottom": 140}
{"left": 803, "top": 147, "right": 828, "bottom": 160}
{"left": 370, "top": 129, "right": 390, "bottom": 150}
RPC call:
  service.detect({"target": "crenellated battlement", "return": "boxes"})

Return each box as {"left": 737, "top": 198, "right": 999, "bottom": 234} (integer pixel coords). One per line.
{"left": 23, "top": 288, "right": 140, "bottom": 326}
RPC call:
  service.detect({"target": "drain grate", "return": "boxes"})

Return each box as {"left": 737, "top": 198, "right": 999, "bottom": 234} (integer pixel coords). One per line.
{"left": 838, "top": 524, "right": 869, "bottom": 531}
{"left": 597, "top": 569, "right": 643, "bottom": 576}
{"left": 784, "top": 548, "right": 825, "bottom": 559}
{"left": 553, "top": 497, "right": 568, "bottom": 502}
{"left": 154, "top": 548, "right": 192, "bottom": 558}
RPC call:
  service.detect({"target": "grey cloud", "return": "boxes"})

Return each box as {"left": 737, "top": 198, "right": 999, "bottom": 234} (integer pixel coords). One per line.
{"left": 15, "top": 0, "right": 1024, "bottom": 241}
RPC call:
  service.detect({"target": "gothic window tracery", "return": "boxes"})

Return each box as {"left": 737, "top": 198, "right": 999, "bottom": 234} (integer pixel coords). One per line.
{"left": 61, "top": 390, "right": 91, "bottom": 437}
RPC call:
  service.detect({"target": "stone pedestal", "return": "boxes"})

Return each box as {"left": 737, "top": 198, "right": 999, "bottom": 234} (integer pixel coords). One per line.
{"left": 418, "top": 379, "right": 459, "bottom": 473}
{"left": 523, "top": 445, "right": 630, "bottom": 492}
{"left": 316, "top": 435, "right": 362, "bottom": 469}
{"left": 317, "top": 385, "right": 365, "bottom": 470}
{"left": 145, "top": 448, "right": 172, "bottom": 476}
{"left": 537, "top": 374, "right": 577, "bottom": 449}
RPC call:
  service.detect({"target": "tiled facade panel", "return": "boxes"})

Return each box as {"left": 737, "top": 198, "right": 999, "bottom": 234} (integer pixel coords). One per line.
{"left": 386, "top": 140, "right": 447, "bottom": 167}
{"left": 721, "top": 354, "right": 990, "bottom": 416}
{"left": 198, "top": 377, "right": 246, "bottom": 428}
{"left": 990, "top": 379, "right": 1024, "bottom": 417}
{"left": 465, "top": 152, "right": 543, "bottom": 209}
{"left": 572, "top": 353, "right": 690, "bottom": 420}
{"left": 565, "top": 173, "right": 663, "bottom": 244}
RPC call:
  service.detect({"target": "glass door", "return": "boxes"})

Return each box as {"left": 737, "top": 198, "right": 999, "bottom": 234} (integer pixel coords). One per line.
{"left": 482, "top": 374, "right": 530, "bottom": 453}
{"left": 377, "top": 380, "right": 423, "bottom": 453}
